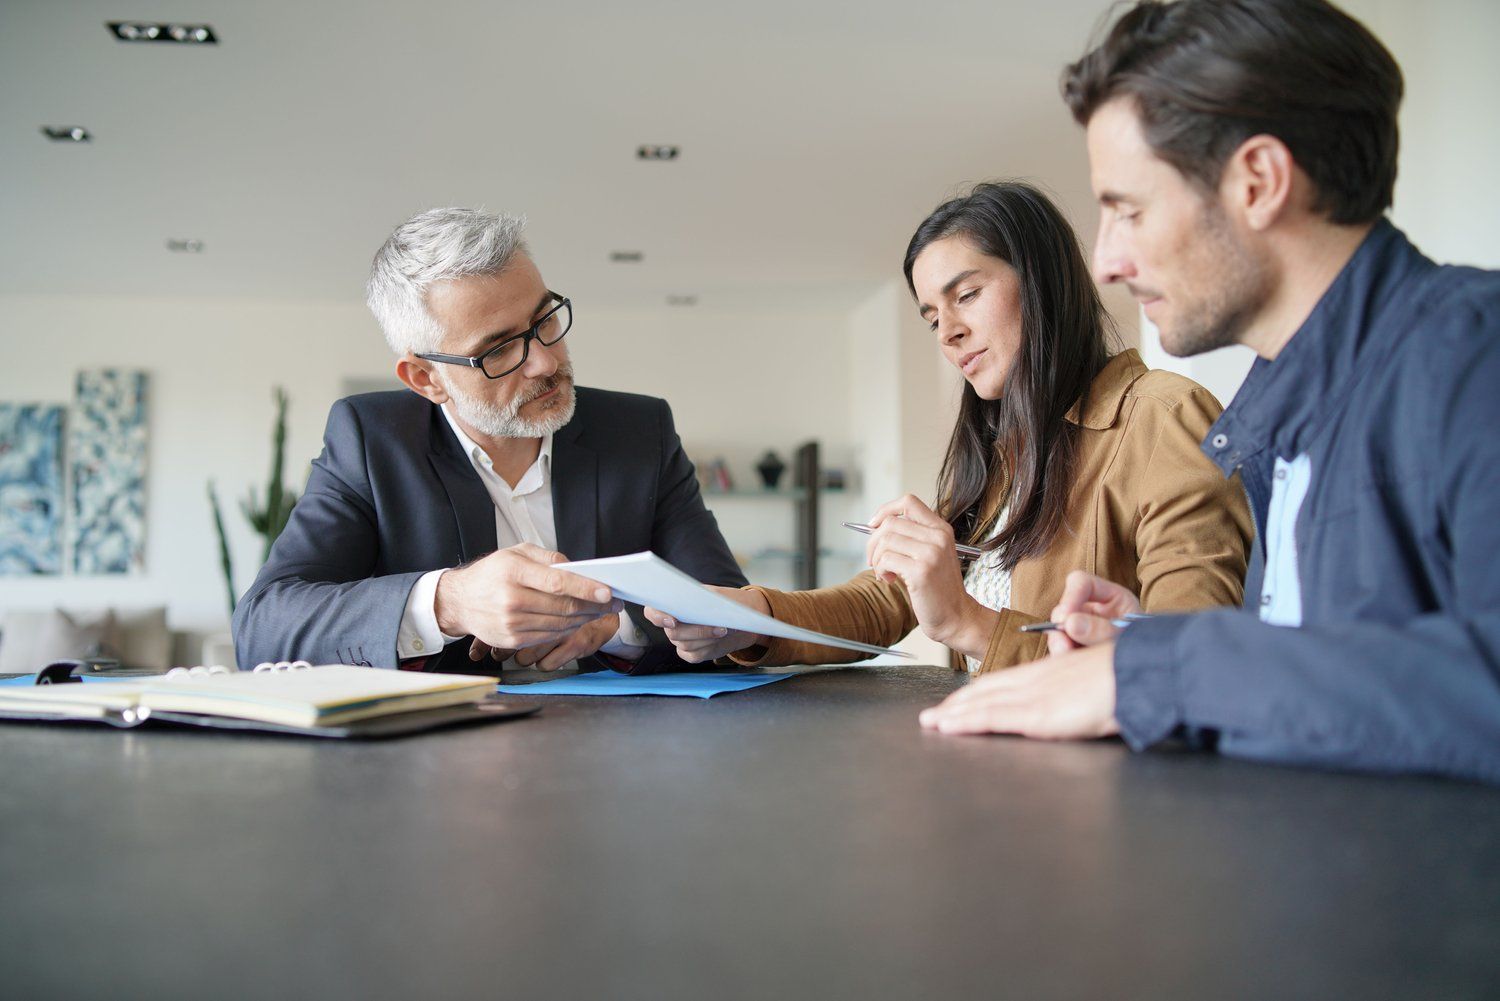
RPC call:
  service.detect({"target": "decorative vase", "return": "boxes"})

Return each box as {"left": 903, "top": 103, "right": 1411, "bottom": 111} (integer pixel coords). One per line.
{"left": 755, "top": 450, "right": 787, "bottom": 489}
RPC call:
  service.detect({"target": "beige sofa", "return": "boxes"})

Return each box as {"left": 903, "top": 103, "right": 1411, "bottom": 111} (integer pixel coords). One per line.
{"left": 0, "top": 607, "right": 218, "bottom": 674}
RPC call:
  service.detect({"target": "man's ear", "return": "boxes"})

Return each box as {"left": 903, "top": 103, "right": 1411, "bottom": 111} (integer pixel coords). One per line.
{"left": 1221, "top": 133, "right": 1295, "bottom": 232}
{"left": 396, "top": 354, "right": 450, "bottom": 405}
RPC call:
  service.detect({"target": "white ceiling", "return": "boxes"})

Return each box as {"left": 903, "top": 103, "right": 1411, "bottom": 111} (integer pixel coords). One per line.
{"left": 0, "top": 0, "right": 1114, "bottom": 310}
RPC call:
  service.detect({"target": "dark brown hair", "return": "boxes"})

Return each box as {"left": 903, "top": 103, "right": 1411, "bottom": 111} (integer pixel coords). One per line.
{"left": 904, "top": 181, "right": 1113, "bottom": 569}
{"left": 1062, "top": 0, "right": 1403, "bottom": 225}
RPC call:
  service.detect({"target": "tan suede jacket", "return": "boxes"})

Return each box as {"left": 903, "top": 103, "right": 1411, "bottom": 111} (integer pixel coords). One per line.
{"left": 733, "top": 350, "right": 1253, "bottom": 673}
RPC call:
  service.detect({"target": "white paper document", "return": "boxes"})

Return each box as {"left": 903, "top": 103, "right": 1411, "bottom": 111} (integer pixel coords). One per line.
{"left": 556, "top": 552, "right": 914, "bottom": 660}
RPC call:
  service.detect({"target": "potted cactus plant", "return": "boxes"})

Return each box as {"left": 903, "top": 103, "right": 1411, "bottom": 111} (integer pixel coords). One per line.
{"left": 207, "top": 386, "right": 300, "bottom": 616}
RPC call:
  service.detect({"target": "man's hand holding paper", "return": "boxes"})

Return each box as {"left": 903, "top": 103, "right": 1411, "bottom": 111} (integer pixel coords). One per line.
{"left": 435, "top": 543, "right": 624, "bottom": 655}
{"left": 556, "top": 552, "right": 912, "bottom": 661}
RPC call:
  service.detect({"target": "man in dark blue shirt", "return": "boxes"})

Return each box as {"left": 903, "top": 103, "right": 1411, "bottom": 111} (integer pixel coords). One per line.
{"left": 918, "top": 0, "right": 1500, "bottom": 783}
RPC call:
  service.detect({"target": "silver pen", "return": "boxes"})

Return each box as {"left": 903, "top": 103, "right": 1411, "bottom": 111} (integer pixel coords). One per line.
{"left": 841, "top": 521, "right": 985, "bottom": 558}
{"left": 1018, "top": 613, "right": 1151, "bottom": 634}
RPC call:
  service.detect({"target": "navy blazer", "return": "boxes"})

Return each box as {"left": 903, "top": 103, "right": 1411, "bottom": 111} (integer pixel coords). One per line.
{"left": 232, "top": 387, "right": 746, "bottom": 674}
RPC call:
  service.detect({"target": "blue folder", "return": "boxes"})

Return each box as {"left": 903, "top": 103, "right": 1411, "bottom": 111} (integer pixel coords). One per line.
{"left": 495, "top": 669, "right": 794, "bottom": 698}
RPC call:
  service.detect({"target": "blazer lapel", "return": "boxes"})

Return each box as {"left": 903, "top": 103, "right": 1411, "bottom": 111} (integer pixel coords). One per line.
{"left": 426, "top": 405, "right": 497, "bottom": 562}
{"left": 552, "top": 421, "right": 599, "bottom": 561}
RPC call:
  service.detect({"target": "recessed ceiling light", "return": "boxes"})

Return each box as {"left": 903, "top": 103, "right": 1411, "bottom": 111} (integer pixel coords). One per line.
{"left": 108, "top": 22, "right": 218, "bottom": 44}
{"left": 166, "top": 239, "right": 205, "bottom": 253}
{"left": 610, "top": 251, "right": 644, "bottom": 263}
{"left": 666, "top": 295, "right": 698, "bottom": 307}
{"left": 41, "top": 126, "right": 91, "bottom": 142}
{"left": 637, "top": 145, "right": 679, "bottom": 161}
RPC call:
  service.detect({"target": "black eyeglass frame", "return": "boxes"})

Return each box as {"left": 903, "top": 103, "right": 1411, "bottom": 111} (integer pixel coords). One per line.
{"left": 415, "top": 290, "right": 572, "bottom": 379}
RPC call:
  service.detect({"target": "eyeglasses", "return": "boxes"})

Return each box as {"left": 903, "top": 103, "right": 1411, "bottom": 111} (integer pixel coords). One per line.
{"left": 416, "top": 291, "right": 572, "bottom": 379}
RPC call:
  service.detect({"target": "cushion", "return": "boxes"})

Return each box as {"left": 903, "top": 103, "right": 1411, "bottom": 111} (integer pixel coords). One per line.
{"left": 112, "top": 606, "right": 171, "bottom": 671}
{"left": 0, "top": 609, "right": 118, "bottom": 674}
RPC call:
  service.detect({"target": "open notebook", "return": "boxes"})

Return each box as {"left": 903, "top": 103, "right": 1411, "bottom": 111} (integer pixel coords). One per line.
{"left": 0, "top": 664, "right": 527, "bottom": 737}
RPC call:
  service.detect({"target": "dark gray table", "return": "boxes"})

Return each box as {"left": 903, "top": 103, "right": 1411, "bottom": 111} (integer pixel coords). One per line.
{"left": 3, "top": 665, "right": 1498, "bottom": 1000}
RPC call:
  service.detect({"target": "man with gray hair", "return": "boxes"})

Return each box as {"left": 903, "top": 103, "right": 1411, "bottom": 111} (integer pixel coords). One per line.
{"left": 233, "top": 207, "right": 745, "bottom": 674}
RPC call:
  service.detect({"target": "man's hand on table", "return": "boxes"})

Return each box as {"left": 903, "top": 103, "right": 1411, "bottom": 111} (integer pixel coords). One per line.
{"left": 919, "top": 642, "right": 1121, "bottom": 740}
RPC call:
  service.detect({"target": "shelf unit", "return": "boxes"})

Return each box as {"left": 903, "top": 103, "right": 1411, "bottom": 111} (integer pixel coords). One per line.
{"left": 701, "top": 441, "right": 830, "bottom": 588}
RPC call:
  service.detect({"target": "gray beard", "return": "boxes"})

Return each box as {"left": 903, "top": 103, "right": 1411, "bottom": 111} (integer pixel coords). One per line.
{"left": 443, "top": 363, "right": 577, "bottom": 438}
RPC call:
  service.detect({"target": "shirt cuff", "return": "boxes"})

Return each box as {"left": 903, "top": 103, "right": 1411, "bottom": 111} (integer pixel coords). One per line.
{"left": 600, "top": 611, "right": 648, "bottom": 662}
{"left": 1112, "top": 613, "right": 1192, "bottom": 751}
{"left": 398, "top": 569, "right": 464, "bottom": 660}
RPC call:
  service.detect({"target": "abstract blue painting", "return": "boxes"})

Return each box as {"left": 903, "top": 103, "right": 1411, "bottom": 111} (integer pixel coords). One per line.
{"left": 0, "top": 405, "right": 65, "bottom": 575}
{"left": 72, "top": 370, "right": 149, "bottom": 574}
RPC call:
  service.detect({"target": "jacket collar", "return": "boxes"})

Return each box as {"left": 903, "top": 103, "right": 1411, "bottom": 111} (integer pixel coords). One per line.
{"left": 1064, "top": 348, "right": 1147, "bottom": 430}
{"left": 426, "top": 403, "right": 498, "bottom": 562}
{"left": 1202, "top": 219, "right": 1435, "bottom": 474}
{"left": 549, "top": 394, "right": 598, "bottom": 561}
{"left": 550, "top": 432, "right": 597, "bottom": 562}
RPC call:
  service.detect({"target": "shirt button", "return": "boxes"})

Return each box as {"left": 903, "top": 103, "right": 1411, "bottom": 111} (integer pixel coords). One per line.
{"left": 1260, "top": 594, "right": 1272, "bottom": 606}
{"left": 413, "top": 639, "right": 425, "bottom": 652}
{"left": 1212, "top": 434, "right": 1229, "bottom": 449}
{"left": 1275, "top": 468, "right": 1287, "bottom": 481}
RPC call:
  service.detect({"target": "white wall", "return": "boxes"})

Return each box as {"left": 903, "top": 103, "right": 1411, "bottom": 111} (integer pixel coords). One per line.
{"left": 847, "top": 281, "right": 962, "bottom": 512}
{"left": 845, "top": 281, "right": 963, "bottom": 663}
{"left": 0, "top": 294, "right": 386, "bottom": 638}
{"left": 586, "top": 300, "right": 866, "bottom": 596}
{"left": 847, "top": 284, "right": 906, "bottom": 506}
{"left": 1355, "top": 0, "right": 1500, "bottom": 272}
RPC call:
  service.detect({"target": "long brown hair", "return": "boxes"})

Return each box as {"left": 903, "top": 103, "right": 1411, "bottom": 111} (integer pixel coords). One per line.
{"left": 903, "top": 181, "right": 1113, "bottom": 569}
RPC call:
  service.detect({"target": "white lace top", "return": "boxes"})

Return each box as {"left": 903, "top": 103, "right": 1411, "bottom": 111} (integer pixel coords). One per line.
{"left": 962, "top": 508, "right": 1011, "bottom": 674}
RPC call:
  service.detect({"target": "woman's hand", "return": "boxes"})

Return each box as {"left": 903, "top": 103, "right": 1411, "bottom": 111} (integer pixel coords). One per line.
{"left": 1046, "top": 570, "right": 1143, "bottom": 654}
{"left": 643, "top": 586, "right": 772, "bottom": 664}
{"left": 865, "top": 494, "right": 997, "bottom": 661}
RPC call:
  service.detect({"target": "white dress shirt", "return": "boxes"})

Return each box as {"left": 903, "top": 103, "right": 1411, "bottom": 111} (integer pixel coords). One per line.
{"left": 396, "top": 405, "right": 648, "bottom": 668}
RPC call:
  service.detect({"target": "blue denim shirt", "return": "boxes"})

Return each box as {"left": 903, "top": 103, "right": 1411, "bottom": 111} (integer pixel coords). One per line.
{"left": 1113, "top": 220, "right": 1500, "bottom": 783}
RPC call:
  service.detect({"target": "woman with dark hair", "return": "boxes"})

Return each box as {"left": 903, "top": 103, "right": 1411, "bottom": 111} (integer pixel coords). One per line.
{"left": 648, "top": 181, "right": 1252, "bottom": 674}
